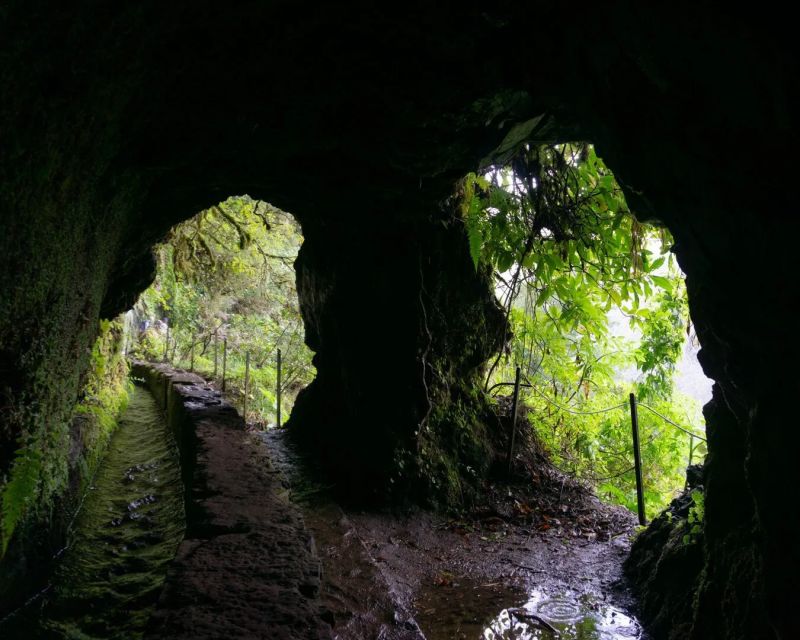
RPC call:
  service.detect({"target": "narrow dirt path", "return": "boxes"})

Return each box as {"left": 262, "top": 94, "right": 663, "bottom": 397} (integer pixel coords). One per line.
{"left": 262, "top": 429, "right": 643, "bottom": 640}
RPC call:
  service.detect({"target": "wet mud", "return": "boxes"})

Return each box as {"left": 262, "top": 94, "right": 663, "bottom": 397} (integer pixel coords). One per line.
{"left": 263, "top": 429, "right": 644, "bottom": 640}
{"left": 416, "top": 578, "right": 641, "bottom": 639}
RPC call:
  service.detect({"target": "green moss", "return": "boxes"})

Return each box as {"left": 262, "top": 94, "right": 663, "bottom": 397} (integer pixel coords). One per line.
{"left": 408, "top": 376, "right": 495, "bottom": 508}
{"left": 0, "top": 319, "right": 131, "bottom": 558}
{"left": 75, "top": 320, "right": 131, "bottom": 474}
{"left": 0, "top": 447, "right": 41, "bottom": 556}
{"left": 70, "top": 318, "right": 132, "bottom": 495}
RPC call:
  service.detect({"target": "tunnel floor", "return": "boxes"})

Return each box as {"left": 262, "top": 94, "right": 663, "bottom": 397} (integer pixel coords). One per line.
{"left": 130, "top": 364, "right": 328, "bottom": 640}
{"left": 262, "top": 429, "right": 643, "bottom": 639}
{"left": 16, "top": 363, "right": 643, "bottom": 639}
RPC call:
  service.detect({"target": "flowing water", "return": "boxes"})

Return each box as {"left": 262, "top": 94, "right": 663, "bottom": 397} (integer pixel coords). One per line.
{"left": 1, "top": 384, "right": 186, "bottom": 639}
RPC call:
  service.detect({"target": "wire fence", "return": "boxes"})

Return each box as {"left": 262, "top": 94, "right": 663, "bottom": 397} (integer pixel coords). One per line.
{"left": 130, "top": 320, "right": 707, "bottom": 525}
{"left": 491, "top": 367, "right": 706, "bottom": 525}
{"left": 488, "top": 379, "right": 706, "bottom": 439}
{"left": 126, "top": 321, "right": 286, "bottom": 429}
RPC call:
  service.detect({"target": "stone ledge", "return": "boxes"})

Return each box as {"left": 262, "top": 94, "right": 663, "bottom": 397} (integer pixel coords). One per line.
{"left": 132, "top": 362, "right": 331, "bottom": 640}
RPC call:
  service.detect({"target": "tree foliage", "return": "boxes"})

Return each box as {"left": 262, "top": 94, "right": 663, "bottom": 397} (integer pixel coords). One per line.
{"left": 462, "top": 143, "right": 705, "bottom": 517}
{"left": 130, "top": 196, "right": 313, "bottom": 426}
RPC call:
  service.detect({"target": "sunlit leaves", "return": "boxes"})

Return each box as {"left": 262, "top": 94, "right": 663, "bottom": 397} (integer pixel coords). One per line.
{"left": 470, "top": 143, "right": 701, "bottom": 518}
{"left": 634, "top": 276, "right": 688, "bottom": 401}
{"left": 132, "top": 197, "right": 314, "bottom": 424}
{"left": 462, "top": 144, "right": 675, "bottom": 332}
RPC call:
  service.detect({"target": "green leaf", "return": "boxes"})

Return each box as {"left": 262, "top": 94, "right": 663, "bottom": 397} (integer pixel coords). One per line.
{"left": 480, "top": 114, "right": 552, "bottom": 166}
{"left": 467, "top": 223, "right": 482, "bottom": 270}
{"left": 496, "top": 251, "right": 515, "bottom": 273}
{"left": 650, "top": 275, "right": 673, "bottom": 290}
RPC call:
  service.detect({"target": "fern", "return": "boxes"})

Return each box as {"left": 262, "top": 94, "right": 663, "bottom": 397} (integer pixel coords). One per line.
{"left": 461, "top": 173, "right": 489, "bottom": 270}
{"left": 466, "top": 212, "right": 483, "bottom": 270}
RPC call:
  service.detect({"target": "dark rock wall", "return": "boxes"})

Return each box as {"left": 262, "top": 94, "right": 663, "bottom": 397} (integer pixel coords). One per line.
{"left": 1, "top": 3, "right": 797, "bottom": 638}
{"left": 0, "top": 6, "right": 163, "bottom": 591}
{"left": 569, "top": 9, "right": 798, "bottom": 638}
{"left": 289, "top": 212, "right": 504, "bottom": 504}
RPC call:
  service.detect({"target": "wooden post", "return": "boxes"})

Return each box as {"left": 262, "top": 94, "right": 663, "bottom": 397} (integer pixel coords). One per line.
{"left": 629, "top": 393, "right": 647, "bottom": 526}
{"left": 277, "top": 348, "right": 282, "bottom": 429}
{"left": 243, "top": 351, "right": 250, "bottom": 422}
{"left": 506, "top": 366, "right": 521, "bottom": 477}
{"left": 190, "top": 332, "right": 195, "bottom": 372}
{"left": 222, "top": 338, "right": 228, "bottom": 392}
{"left": 164, "top": 320, "right": 170, "bottom": 362}
{"left": 213, "top": 331, "right": 218, "bottom": 377}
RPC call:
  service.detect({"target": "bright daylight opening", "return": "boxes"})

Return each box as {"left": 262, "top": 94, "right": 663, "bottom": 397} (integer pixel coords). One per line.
{"left": 124, "top": 196, "right": 313, "bottom": 429}
{"left": 469, "top": 143, "right": 713, "bottom": 521}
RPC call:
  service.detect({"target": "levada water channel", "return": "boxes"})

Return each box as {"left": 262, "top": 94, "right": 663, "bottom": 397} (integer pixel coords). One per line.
{"left": 1, "top": 384, "right": 185, "bottom": 639}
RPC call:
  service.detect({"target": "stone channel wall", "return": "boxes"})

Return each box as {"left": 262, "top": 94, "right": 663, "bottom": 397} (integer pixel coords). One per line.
{"left": 132, "top": 362, "right": 331, "bottom": 640}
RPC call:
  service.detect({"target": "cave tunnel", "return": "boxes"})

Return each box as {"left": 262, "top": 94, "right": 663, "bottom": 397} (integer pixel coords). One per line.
{"left": 1, "top": 3, "right": 798, "bottom": 639}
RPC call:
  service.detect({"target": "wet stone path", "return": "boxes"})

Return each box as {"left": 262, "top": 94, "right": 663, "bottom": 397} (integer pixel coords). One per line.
{"left": 135, "top": 364, "right": 329, "bottom": 640}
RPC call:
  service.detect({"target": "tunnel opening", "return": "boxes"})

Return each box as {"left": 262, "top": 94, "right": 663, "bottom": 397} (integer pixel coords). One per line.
{"left": 356, "top": 140, "right": 716, "bottom": 639}
{"left": 471, "top": 142, "right": 712, "bottom": 522}
{"left": 125, "top": 195, "right": 314, "bottom": 430}
{"left": 0, "top": 195, "right": 316, "bottom": 631}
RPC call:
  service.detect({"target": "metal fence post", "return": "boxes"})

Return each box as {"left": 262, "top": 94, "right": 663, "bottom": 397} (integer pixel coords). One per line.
{"left": 506, "top": 366, "right": 522, "bottom": 477}
{"left": 685, "top": 433, "right": 696, "bottom": 490}
{"left": 243, "top": 351, "right": 250, "bottom": 422}
{"left": 164, "top": 319, "right": 170, "bottom": 362}
{"left": 277, "top": 348, "right": 282, "bottom": 428}
{"left": 629, "top": 393, "right": 647, "bottom": 526}
{"left": 222, "top": 338, "right": 228, "bottom": 392}
{"left": 213, "top": 331, "right": 218, "bottom": 377}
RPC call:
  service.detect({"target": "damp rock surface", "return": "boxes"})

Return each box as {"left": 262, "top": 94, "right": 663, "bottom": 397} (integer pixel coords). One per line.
{"left": 0, "top": 384, "right": 185, "bottom": 639}
{"left": 135, "top": 363, "right": 331, "bottom": 640}
{"left": 263, "top": 428, "right": 641, "bottom": 640}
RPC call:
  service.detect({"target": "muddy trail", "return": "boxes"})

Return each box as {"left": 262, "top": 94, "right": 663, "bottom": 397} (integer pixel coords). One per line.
{"left": 261, "top": 428, "right": 644, "bottom": 640}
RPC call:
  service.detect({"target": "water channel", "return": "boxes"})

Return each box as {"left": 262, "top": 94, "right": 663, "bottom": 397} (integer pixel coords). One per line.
{"left": 1, "top": 384, "right": 185, "bottom": 639}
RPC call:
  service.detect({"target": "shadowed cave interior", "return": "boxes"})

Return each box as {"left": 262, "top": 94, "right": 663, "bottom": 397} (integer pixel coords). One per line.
{"left": 1, "top": 3, "right": 798, "bottom": 639}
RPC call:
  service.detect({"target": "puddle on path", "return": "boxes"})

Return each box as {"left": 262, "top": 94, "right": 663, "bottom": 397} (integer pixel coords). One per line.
{"left": 415, "top": 576, "right": 641, "bottom": 640}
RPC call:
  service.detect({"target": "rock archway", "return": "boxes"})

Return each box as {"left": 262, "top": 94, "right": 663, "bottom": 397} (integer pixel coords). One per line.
{"left": 1, "top": 4, "right": 797, "bottom": 638}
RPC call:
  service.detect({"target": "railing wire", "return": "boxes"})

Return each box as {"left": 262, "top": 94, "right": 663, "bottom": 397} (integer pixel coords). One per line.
{"left": 637, "top": 402, "right": 706, "bottom": 442}
{"left": 489, "top": 381, "right": 706, "bottom": 440}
